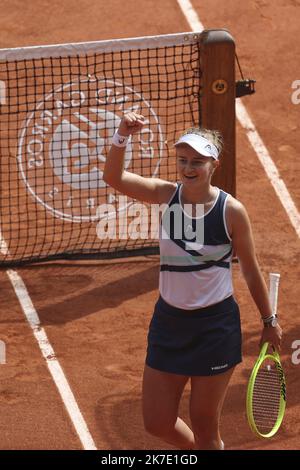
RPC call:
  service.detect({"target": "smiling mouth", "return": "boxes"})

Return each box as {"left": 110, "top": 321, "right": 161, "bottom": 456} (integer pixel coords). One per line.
{"left": 184, "top": 175, "right": 197, "bottom": 180}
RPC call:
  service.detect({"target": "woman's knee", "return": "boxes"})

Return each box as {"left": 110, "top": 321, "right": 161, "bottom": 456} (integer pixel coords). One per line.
{"left": 143, "top": 412, "right": 176, "bottom": 438}
{"left": 142, "top": 365, "right": 187, "bottom": 437}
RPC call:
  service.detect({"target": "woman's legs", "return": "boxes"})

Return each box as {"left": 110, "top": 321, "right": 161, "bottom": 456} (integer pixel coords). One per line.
{"left": 189, "top": 367, "right": 235, "bottom": 450}
{"left": 142, "top": 364, "right": 194, "bottom": 449}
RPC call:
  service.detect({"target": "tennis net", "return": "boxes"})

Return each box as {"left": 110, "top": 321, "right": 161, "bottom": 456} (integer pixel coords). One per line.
{"left": 0, "top": 30, "right": 235, "bottom": 267}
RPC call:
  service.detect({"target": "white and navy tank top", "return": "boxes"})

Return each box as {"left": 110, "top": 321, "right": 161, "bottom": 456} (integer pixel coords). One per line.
{"left": 159, "top": 184, "right": 233, "bottom": 309}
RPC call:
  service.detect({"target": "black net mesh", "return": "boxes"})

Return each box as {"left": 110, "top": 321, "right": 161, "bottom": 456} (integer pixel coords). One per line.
{"left": 0, "top": 36, "right": 202, "bottom": 266}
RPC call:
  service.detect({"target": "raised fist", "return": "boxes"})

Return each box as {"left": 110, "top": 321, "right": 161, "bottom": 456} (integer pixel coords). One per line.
{"left": 118, "top": 112, "right": 145, "bottom": 136}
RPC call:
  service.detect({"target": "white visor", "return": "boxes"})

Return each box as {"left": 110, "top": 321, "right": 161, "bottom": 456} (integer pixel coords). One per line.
{"left": 174, "top": 134, "right": 219, "bottom": 160}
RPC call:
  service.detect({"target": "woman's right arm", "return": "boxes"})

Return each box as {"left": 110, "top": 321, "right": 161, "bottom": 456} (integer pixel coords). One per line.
{"left": 103, "top": 112, "right": 175, "bottom": 204}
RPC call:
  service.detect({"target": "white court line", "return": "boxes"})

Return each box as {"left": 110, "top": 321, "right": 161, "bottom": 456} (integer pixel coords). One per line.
{"left": 1, "top": 196, "right": 96, "bottom": 449}
{"left": 236, "top": 102, "right": 300, "bottom": 239}
{"left": 176, "top": 0, "right": 300, "bottom": 239}
{"left": 5, "top": 268, "right": 97, "bottom": 450}
{"left": 0, "top": 233, "right": 9, "bottom": 256}
{"left": 177, "top": 0, "right": 205, "bottom": 30}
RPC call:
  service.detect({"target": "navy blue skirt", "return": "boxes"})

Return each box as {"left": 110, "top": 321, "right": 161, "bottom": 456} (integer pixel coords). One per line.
{"left": 146, "top": 295, "right": 242, "bottom": 376}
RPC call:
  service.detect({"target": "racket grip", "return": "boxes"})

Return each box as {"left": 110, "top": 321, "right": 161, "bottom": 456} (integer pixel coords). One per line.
{"left": 269, "top": 273, "right": 280, "bottom": 316}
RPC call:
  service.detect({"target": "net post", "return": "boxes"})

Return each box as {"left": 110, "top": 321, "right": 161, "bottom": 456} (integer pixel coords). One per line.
{"left": 200, "top": 29, "right": 236, "bottom": 196}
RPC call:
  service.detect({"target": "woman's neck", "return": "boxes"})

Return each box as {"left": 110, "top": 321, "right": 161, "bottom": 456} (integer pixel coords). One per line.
{"left": 181, "top": 184, "right": 217, "bottom": 205}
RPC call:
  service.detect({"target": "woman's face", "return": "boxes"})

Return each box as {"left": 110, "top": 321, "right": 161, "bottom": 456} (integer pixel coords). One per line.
{"left": 176, "top": 143, "right": 218, "bottom": 187}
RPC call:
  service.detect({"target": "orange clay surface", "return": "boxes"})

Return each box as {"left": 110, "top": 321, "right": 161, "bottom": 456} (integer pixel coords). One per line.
{"left": 0, "top": 0, "right": 299, "bottom": 450}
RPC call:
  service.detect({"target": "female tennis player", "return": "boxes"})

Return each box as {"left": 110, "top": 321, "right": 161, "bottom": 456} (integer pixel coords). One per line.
{"left": 103, "top": 111, "right": 282, "bottom": 450}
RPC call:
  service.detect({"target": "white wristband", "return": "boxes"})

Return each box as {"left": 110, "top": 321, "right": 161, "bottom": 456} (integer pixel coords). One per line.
{"left": 112, "top": 131, "right": 130, "bottom": 148}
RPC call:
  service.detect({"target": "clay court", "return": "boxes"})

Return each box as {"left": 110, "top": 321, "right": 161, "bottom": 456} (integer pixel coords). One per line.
{"left": 0, "top": 0, "right": 299, "bottom": 450}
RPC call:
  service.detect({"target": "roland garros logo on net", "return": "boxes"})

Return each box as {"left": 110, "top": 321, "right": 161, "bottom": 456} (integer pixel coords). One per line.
{"left": 18, "top": 77, "right": 163, "bottom": 222}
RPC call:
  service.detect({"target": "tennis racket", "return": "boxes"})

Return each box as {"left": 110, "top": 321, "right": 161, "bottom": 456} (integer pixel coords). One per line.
{"left": 246, "top": 272, "right": 286, "bottom": 438}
